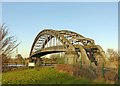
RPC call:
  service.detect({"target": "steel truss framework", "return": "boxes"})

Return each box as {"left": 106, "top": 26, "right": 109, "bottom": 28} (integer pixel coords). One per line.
{"left": 30, "top": 29, "right": 107, "bottom": 66}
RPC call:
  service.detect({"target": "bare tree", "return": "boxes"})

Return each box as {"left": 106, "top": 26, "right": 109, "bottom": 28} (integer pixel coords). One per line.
{"left": 15, "top": 54, "right": 23, "bottom": 60}
{"left": 0, "top": 24, "right": 19, "bottom": 63}
{"left": 106, "top": 48, "right": 118, "bottom": 62}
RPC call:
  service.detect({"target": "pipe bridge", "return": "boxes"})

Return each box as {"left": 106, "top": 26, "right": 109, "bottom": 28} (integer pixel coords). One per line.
{"left": 29, "top": 29, "right": 107, "bottom": 66}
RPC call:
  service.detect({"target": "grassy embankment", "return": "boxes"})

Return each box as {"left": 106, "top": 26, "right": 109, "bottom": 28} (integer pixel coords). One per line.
{"left": 2, "top": 67, "right": 105, "bottom": 84}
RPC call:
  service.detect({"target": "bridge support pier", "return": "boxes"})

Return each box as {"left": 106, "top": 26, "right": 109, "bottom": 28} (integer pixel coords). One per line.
{"left": 36, "top": 57, "right": 41, "bottom": 66}
{"left": 65, "top": 51, "right": 78, "bottom": 64}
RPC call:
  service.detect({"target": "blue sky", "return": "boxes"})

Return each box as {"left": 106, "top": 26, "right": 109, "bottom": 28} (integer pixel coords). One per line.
{"left": 2, "top": 2, "right": 118, "bottom": 58}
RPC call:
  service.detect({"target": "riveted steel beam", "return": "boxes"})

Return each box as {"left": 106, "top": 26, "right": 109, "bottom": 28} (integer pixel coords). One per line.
{"left": 29, "top": 29, "right": 107, "bottom": 66}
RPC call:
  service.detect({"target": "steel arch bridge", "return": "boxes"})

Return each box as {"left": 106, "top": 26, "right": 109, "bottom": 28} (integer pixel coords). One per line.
{"left": 29, "top": 29, "right": 107, "bottom": 66}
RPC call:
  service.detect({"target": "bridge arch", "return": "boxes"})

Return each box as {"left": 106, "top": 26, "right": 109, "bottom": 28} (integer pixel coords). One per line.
{"left": 30, "top": 29, "right": 76, "bottom": 56}
{"left": 29, "top": 29, "right": 107, "bottom": 66}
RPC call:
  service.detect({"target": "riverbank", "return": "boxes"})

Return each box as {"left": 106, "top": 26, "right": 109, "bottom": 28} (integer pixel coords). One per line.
{"left": 2, "top": 67, "right": 106, "bottom": 84}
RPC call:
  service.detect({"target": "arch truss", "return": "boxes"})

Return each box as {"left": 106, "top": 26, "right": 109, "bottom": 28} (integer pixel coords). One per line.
{"left": 30, "top": 29, "right": 107, "bottom": 66}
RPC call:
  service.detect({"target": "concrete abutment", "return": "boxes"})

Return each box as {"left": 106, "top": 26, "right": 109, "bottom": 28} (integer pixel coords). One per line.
{"left": 65, "top": 51, "right": 78, "bottom": 64}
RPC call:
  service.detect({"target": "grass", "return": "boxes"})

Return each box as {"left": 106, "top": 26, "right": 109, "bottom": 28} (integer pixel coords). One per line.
{"left": 2, "top": 67, "right": 105, "bottom": 84}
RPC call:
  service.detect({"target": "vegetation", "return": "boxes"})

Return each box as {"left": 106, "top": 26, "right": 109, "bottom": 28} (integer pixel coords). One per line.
{"left": 118, "top": 64, "right": 120, "bottom": 81}
{"left": 2, "top": 67, "right": 97, "bottom": 84}
{"left": 106, "top": 48, "right": 118, "bottom": 62}
{"left": 119, "top": 52, "right": 120, "bottom": 80}
{"left": 0, "top": 24, "right": 19, "bottom": 63}
{"left": 50, "top": 53, "right": 65, "bottom": 64}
